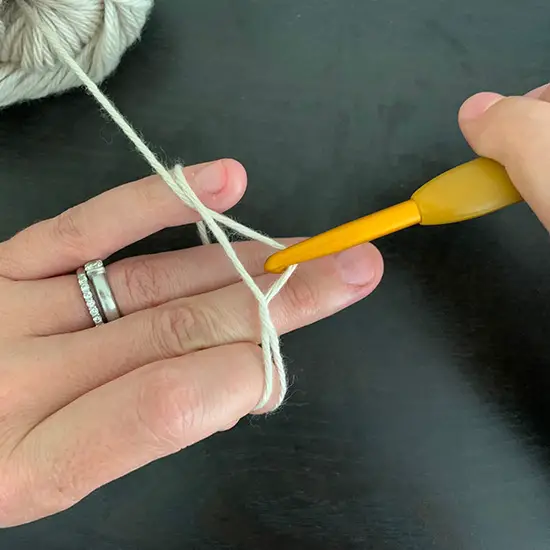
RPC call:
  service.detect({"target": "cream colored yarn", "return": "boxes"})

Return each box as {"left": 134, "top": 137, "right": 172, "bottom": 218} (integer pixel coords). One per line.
{"left": 0, "top": 0, "right": 297, "bottom": 410}
{"left": 0, "top": 0, "right": 153, "bottom": 107}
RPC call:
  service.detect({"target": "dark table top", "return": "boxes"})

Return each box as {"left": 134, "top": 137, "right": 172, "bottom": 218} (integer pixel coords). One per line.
{"left": 2, "top": 1, "right": 550, "bottom": 548}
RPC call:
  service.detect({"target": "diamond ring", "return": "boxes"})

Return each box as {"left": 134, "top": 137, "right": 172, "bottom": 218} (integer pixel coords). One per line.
{"left": 77, "top": 260, "right": 121, "bottom": 326}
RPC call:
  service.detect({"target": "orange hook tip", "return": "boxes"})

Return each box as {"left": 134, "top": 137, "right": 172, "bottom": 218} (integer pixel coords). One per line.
{"left": 264, "top": 200, "right": 421, "bottom": 274}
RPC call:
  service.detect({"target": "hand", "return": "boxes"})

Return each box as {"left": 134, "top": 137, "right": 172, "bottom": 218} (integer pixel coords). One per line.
{"left": 459, "top": 84, "right": 550, "bottom": 230}
{"left": 0, "top": 159, "right": 383, "bottom": 527}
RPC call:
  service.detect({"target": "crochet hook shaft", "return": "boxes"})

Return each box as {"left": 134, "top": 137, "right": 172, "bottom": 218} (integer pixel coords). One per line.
{"left": 264, "top": 158, "right": 523, "bottom": 274}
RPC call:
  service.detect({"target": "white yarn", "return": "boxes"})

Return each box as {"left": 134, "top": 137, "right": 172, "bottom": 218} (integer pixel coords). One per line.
{"left": 0, "top": 2, "right": 297, "bottom": 409}
{"left": 0, "top": 0, "right": 153, "bottom": 107}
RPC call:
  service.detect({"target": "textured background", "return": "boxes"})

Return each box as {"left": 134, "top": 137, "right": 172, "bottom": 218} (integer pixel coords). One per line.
{"left": 1, "top": 1, "right": 550, "bottom": 548}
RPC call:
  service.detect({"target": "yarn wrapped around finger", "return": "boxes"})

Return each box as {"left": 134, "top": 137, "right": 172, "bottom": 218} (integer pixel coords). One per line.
{"left": 0, "top": 0, "right": 298, "bottom": 411}
{"left": 0, "top": 0, "right": 153, "bottom": 107}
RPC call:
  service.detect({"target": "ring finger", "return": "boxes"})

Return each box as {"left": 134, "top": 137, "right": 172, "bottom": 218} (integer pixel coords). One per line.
{"left": 19, "top": 238, "right": 302, "bottom": 336}
{"left": 13, "top": 242, "right": 383, "bottom": 420}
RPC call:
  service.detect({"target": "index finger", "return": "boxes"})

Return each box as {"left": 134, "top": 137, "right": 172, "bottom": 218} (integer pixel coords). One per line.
{"left": 0, "top": 159, "right": 247, "bottom": 280}
{"left": 459, "top": 93, "right": 550, "bottom": 230}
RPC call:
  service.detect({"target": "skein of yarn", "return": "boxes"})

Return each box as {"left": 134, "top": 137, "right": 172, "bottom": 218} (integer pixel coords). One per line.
{"left": 0, "top": 0, "right": 153, "bottom": 107}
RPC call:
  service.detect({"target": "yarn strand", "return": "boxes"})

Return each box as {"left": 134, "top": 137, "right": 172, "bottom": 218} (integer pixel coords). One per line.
{"left": 39, "top": 24, "right": 297, "bottom": 410}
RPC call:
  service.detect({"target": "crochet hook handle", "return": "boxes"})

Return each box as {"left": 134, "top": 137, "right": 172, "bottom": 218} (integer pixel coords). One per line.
{"left": 265, "top": 158, "right": 523, "bottom": 274}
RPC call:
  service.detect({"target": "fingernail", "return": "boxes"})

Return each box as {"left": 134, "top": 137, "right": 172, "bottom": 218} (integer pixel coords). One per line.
{"left": 335, "top": 244, "right": 377, "bottom": 286}
{"left": 194, "top": 161, "right": 227, "bottom": 195}
{"left": 460, "top": 92, "right": 504, "bottom": 121}
{"left": 525, "top": 83, "right": 549, "bottom": 98}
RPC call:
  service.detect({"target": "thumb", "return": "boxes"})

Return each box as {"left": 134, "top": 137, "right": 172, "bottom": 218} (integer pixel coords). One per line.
{"left": 458, "top": 90, "right": 550, "bottom": 230}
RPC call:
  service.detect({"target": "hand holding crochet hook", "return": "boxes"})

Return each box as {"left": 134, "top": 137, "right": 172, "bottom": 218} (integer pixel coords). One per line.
{"left": 266, "top": 87, "right": 550, "bottom": 274}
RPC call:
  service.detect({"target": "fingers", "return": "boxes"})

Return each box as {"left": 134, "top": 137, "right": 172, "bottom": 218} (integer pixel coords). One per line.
{"left": 458, "top": 87, "right": 550, "bottom": 230}
{"left": 0, "top": 160, "right": 247, "bottom": 280}
{"left": 5, "top": 343, "right": 267, "bottom": 527}
{"left": 525, "top": 83, "right": 550, "bottom": 100}
{"left": 18, "top": 238, "right": 303, "bottom": 336}
{"left": 74, "top": 241, "right": 382, "bottom": 378}
{"left": 20, "top": 243, "right": 383, "bottom": 419}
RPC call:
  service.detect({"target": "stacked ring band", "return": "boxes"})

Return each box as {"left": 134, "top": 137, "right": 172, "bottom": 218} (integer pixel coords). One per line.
{"left": 77, "top": 260, "right": 121, "bottom": 326}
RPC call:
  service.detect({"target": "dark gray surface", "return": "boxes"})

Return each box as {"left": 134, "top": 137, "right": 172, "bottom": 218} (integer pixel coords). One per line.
{"left": 2, "top": 1, "right": 550, "bottom": 548}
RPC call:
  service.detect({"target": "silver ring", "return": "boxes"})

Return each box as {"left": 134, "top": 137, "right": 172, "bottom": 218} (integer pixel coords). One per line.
{"left": 77, "top": 268, "right": 104, "bottom": 326}
{"left": 84, "top": 260, "right": 121, "bottom": 323}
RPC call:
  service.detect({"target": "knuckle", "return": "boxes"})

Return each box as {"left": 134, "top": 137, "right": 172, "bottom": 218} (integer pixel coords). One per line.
{"left": 136, "top": 367, "right": 205, "bottom": 453}
{"left": 281, "top": 272, "right": 320, "bottom": 319}
{"left": 130, "top": 177, "right": 175, "bottom": 223}
{"left": 152, "top": 302, "right": 214, "bottom": 358}
{"left": 51, "top": 209, "right": 85, "bottom": 255}
{"left": 122, "top": 258, "right": 164, "bottom": 308}
{"left": 483, "top": 97, "right": 550, "bottom": 156}
{"left": 0, "top": 244, "right": 18, "bottom": 279}
{"left": 133, "top": 176, "right": 166, "bottom": 209}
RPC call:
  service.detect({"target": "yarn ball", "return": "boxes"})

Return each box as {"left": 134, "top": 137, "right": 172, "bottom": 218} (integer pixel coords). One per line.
{"left": 0, "top": 0, "right": 154, "bottom": 107}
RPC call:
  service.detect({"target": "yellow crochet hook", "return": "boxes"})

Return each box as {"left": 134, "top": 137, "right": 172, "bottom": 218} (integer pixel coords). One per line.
{"left": 264, "top": 157, "right": 523, "bottom": 274}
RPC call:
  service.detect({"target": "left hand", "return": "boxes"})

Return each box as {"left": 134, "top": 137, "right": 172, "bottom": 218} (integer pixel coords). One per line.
{"left": 0, "top": 159, "right": 384, "bottom": 527}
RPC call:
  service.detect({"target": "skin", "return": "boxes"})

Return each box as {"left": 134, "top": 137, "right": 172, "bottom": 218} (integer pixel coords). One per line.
{"left": 1, "top": 84, "right": 550, "bottom": 527}
{"left": 0, "top": 159, "right": 384, "bottom": 527}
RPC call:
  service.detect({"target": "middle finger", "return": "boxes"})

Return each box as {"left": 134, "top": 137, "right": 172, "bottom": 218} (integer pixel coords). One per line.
{"left": 16, "top": 243, "right": 383, "bottom": 419}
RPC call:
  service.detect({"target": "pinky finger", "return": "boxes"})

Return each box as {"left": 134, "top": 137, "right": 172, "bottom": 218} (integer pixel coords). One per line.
{"left": 6, "top": 343, "right": 270, "bottom": 527}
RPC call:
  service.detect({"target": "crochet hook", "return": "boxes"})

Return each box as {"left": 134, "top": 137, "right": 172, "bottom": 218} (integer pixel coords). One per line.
{"left": 264, "top": 157, "right": 523, "bottom": 274}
